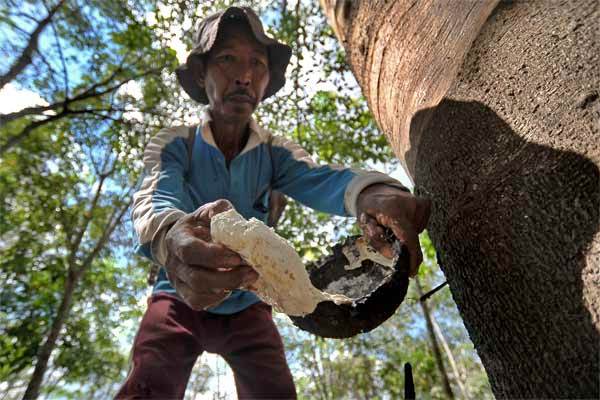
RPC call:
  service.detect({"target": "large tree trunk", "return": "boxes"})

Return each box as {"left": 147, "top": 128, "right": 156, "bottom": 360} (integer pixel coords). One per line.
{"left": 320, "top": 0, "right": 599, "bottom": 397}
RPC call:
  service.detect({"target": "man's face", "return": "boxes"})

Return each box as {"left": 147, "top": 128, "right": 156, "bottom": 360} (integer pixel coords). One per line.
{"left": 198, "top": 21, "right": 270, "bottom": 121}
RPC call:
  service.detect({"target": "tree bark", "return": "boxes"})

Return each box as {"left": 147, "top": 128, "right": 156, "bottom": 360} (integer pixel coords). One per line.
{"left": 320, "top": 0, "right": 600, "bottom": 397}
{"left": 22, "top": 270, "right": 79, "bottom": 400}
{"left": 416, "top": 278, "right": 454, "bottom": 399}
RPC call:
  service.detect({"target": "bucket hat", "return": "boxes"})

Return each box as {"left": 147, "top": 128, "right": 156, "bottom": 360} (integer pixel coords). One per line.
{"left": 175, "top": 6, "right": 292, "bottom": 104}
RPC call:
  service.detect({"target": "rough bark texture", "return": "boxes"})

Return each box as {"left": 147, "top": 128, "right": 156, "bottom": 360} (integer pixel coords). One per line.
{"left": 321, "top": 0, "right": 600, "bottom": 397}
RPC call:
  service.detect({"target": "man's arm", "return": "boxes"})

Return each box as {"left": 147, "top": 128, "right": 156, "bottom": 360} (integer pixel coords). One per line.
{"left": 132, "top": 128, "right": 257, "bottom": 310}
{"left": 270, "top": 135, "right": 406, "bottom": 216}
{"left": 270, "top": 135, "right": 430, "bottom": 275}
{"left": 131, "top": 127, "right": 194, "bottom": 266}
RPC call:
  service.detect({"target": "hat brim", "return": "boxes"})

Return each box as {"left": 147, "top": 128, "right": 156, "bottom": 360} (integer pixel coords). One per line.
{"left": 176, "top": 7, "right": 292, "bottom": 104}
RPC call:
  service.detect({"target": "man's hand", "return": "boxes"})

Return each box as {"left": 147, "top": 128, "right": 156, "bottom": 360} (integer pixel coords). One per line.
{"left": 164, "top": 199, "right": 259, "bottom": 310}
{"left": 356, "top": 184, "right": 431, "bottom": 277}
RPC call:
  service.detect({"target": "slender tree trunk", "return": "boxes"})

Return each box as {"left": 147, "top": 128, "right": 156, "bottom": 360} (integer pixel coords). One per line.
{"left": 416, "top": 278, "right": 454, "bottom": 399}
{"left": 430, "top": 310, "right": 470, "bottom": 400}
{"left": 22, "top": 193, "right": 131, "bottom": 399}
{"left": 22, "top": 269, "right": 80, "bottom": 400}
{"left": 320, "top": 0, "right": 600, "bottom": 397}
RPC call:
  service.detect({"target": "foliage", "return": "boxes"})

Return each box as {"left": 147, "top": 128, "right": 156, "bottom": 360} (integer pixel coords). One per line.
{"left": 0, "top": 0, "right": 490, "bottom": 398}
{"left": 0, "top": 0, "right": 177, "bottom": 397}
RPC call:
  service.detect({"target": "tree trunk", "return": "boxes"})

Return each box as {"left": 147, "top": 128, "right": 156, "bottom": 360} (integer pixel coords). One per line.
{"left": 430, "top": 312, "right": 470, "bottom": 400}
{"left": 22, "top": 193, "right": 131, "bottom": 399}
{"left": 416, "top": 278, "right": 454, "bottom": 399}
{"left": 22, "top": 270, "right": 80, "bottom": 400}
{"left": 320, "top": 0, "right": 599, "bottom": 397}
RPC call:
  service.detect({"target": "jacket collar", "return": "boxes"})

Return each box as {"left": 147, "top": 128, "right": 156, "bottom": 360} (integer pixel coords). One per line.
{"left": 199, "top": 107, "right": 271, "bottom": 156}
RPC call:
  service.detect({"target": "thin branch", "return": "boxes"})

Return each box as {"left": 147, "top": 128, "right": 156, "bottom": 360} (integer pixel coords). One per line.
{"left": 0, "top": 16, "right": 33, "bottom": 35}
{"left": 431, "top": 313, "right": 471, "bottom": 400}
{"left": 0, "top": 111, "right": 64, "bottom": 155}
{"left": 77, "top": 194, "right": 133, "bottom": 272}
{"left": 56, "top": 206, "right": 74, "bottom": 250}
{"left": 0, "top": 0, "right": 66, "bottom": 90}
{"left": 70, "top": 63, "right": 127, "bottom": 101}
{"left": 417, "top": 278, "right": 455, "bottom": 399}
{"left": 85, "top": 111, "right": 131, "bottom": 124}
{"left": 66, "top": 173, "right": 109, "bottom": 266}
{"left": 0, "top": 66, "right": 161, "bottom": 126}
{"left": 0, "top": 104, "right": 136, "bottom": 156}
{"left": 8, "top": 11, "right": 40, "bottom": 23}
{"left": 419, "top": 280, "right": 449, "bottom": 302}
{"left": 48, "top": 14, "right": 69, "bottom": 96}
{"left": 35, "top": 47, "right": 62, "bottom": 91}
{"left": 99, "top": 148, "right": 118, "bottom": 178}
{"left": 40, "top": 366, "right": 69, "bottom": 400}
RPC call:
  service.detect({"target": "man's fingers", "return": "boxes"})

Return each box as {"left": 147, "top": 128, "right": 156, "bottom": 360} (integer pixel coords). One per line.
{"left": 387, "top": 220, "right": 422, "bottom": 277}
{"left": 175, "top": 235, "right": 245, "bottom": 268}
{"left": 193, "top": 199, "right": 234, "bottom": 225}
{"left": 242, "top": 269, "right": 259, "bottom": 287}
{"left": 172, "top": 276, "right": 227, "bottom": 311}
{"left": 207, "top": 199, "right": 234, "bottom": 218}
{"left": 189, "top": 225, "right": 211, "bottom": 241}
{"left": 202, "top": 242, "right": 249, "bottom": 268}
{"left": 373, "top": 214, "right": 422, "bottom": 277}
{"left": 174, "top": 261, "right": 256, "bottom": 290}
{"left": 359, "top": 213, "right": 394, "bottom": 259}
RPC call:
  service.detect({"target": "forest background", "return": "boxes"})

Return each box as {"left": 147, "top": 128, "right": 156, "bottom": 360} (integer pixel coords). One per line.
{"left": 0, "top": 0, "right": 493, "bottom": 398}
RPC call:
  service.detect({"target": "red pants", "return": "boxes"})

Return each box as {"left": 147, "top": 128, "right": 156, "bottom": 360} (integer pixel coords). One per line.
{"left": 115, "top": 293, "right": 296, "bottom": 399}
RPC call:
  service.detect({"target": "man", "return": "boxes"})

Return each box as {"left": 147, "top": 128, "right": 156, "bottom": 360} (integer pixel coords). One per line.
{"left": 116, "top": 6, "right": 430, "bottom": 399}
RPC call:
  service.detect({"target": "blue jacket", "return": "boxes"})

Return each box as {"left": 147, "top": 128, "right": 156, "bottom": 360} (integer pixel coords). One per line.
{"left": 131, "top": 108, "right": 403, "bottom": 314}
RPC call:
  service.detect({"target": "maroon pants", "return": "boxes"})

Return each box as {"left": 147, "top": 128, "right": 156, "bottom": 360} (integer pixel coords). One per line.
{"left": 115, "top": 293, "right": 296, "bottom": 399}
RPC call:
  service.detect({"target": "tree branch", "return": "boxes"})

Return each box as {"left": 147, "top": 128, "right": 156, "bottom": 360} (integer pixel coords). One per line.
{"left": 77, "top": 194, "right": 132, "bottom": 272}
{"left": 0, "top": 66, "right": 160, "bottom": 126}
{"left": 0, "top": 0, "right": 66, "bottom": 90}
{"left": 0, "top": 111, "right": 65, "bottom": 155}
{"left": 35, "top": 47, "right": 62, "bottom": 91}
{"left": 0, "top": 102, "right": 147, "bottom": 156}
{"left": 48, "top": 13, "right": 69, "bottom": 97}
{"left": 66, "top": 173, "right": 109, "bottom": 267}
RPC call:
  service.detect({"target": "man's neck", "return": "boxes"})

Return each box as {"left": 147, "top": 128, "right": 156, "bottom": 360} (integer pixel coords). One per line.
{"left": 209, "top": 113, "right": 251, "bottom": 164}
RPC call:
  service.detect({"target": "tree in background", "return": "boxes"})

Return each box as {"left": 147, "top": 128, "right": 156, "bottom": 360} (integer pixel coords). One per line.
{"left": 0, "top": 0, "right": 179, "bottom": 398}
{"left": 2, "top": 0, "right": 494, "bottom": 398}
{"left": 320, "top": 0, "right": 599, "bottom": 397}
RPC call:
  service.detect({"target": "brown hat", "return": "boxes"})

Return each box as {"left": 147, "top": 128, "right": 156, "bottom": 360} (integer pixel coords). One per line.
{"left": 175, "top": 6, "right": 292, "bottom": 104}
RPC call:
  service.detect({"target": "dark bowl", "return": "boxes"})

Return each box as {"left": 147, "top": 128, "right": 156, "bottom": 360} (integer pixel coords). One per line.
{"left": 289, "top": 236, "right": 410, "bottom": 338}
